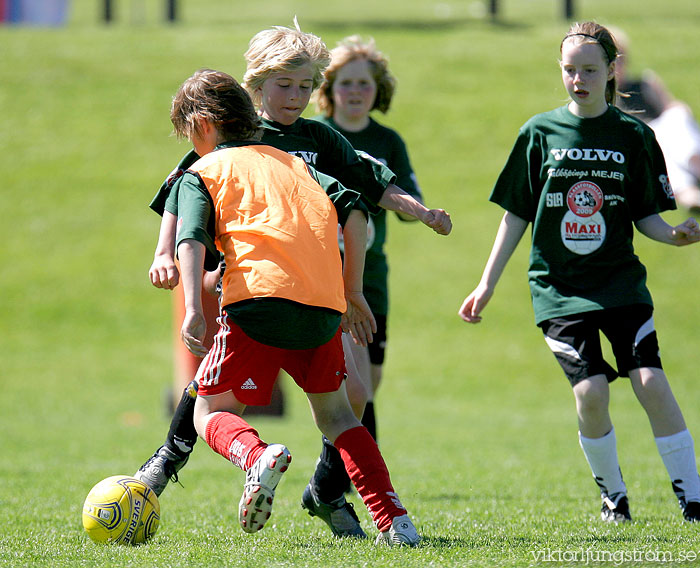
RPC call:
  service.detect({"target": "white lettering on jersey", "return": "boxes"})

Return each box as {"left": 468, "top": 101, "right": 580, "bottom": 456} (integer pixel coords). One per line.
{"left": 551, "top": 148, "right": 625, "bottom": 164}
{"left": 546, "top": 193, "right": 564, "bottom": 207}
{"left": 289, "top": 150, "right": 318, "bottom": 166}
{"left": 547, "top": 168, "right": 589, "bottom": 179}
{"left": 604, "top": 194, "right": 626, "bottom": 205}
{"left": 591, "top": 170, "right": 625, "bottom": 181}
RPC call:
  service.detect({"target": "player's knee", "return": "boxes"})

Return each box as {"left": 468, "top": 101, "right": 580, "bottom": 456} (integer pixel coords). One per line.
{"left": 315, "top": 409, "right": 361, "bottom": 443}
{"left": 574, "top": 378, "right": 608, "bottom": 414}
{"left": 633, "top": 368, "right": 671, "bottom": 399}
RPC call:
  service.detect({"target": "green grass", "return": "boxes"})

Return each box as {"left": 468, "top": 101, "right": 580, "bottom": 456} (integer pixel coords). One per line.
{"left": 2, "top": 0, "right": 700, "bottom": 566}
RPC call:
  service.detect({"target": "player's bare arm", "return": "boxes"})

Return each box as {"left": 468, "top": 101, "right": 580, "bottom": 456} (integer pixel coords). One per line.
{"left": 459, "top": 211, "right": 528, "bottom": 323}
{"left": 177, "top": 239, "right": 209, "bottom": 357}
{"left": 378, "top": 183, "right": 452, "bottom": 235}
{"left": 149, "top": 211, "right": 180, "bottom": 290}
{"left": 635, "top": 214, "right": 700, "bottom": 246}
{"left": 341, "top": 209, "right": 377, "bottom": 346}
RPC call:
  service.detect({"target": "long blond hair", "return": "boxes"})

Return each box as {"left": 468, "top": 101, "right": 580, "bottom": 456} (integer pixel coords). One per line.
{"left": 242, "top": 19, "right": 330, "bottom": 107}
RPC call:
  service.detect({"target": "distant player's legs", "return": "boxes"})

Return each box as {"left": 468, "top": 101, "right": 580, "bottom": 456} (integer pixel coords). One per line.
{"left": 350, "top": 341, "right": 375, "bottom": 437}
{"left": 303, "top": 335, "right": 369, "bottom": 537}
{"left": 306, "top": 384, "right": 419, "bottom": 545}
{"left": 360, "top": 314, "right": 387, "bottom": 442}
{"left": 344, "top": 336, "right": 371, "bottom": 419}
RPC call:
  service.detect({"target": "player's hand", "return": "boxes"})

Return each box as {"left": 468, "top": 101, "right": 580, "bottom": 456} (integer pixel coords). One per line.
{"left": 181, "top": 310, "right": 208, "bottom": 357}
{"left": 423, "top": 208, "right": 452, "bottom": 235}
{"left": 202, "top": 262, "right": 224, "bottom": 296}
{"left": 458, "top": 284, "right": 493, "bottom": 324}
{"left": 149, "top": 254, "right": 180, "bottom": 290}
{"left": 670, "top": 217, "right": 700, "bottom": 246}
{"left": 342, "top": 291, "right": 377, "bottom": 347}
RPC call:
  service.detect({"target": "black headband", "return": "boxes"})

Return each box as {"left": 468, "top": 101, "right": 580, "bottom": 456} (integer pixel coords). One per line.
{"left": 562, "top": 32, "right": 616, "bottom": 63}
{"left": 565, "top": 32, "right": 599, "bottom": 42}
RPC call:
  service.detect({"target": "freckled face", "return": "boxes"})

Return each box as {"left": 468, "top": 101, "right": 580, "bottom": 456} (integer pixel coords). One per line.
{"left": 259, "top": 64, "right": 314, "bottom": 125}
{"left": 332, "top": 58, "right": 377, "bottom": 122}
{"left": 560, "top": 39, "right": 614, "bottom": 118}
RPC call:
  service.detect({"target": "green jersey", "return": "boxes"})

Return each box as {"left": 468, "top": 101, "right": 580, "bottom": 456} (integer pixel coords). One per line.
{"left": 490, "top": 105, "right": 676, "bottom": 324}
{"left": 259, "top": 117, "right": 395, "bottom": 210}
{"left": 313, "top": 116, "right": 423, "bottom": 316}
{"left": 150, "top": 117, "right": 395, "bottom": 217}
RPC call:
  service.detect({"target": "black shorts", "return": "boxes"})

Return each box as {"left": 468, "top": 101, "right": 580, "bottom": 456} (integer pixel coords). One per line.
{"left": 367, "top": 314, "right": 387, "bottom": 365}
{"left": 538, "top": 304, "right": 662, "bottom": 387}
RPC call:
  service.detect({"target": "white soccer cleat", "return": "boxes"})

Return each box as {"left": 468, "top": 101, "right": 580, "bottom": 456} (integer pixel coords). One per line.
{"left": 238, "top": 444, "right": 291, "bottom": 533}
{"left": 375, "top": 514, "right": 421, "bottom": 547}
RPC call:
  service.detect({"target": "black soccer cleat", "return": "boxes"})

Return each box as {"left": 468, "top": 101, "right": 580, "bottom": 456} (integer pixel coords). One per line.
{"left": 601, "top": 493, "right": 632, "bottom": 523}
{"left": 681, "top": 500, "right": 700, "bottom": 522}
{"left": 134, "top": 445, "right": 189, "bottom": 497}
{"left": 301, "top": 483, "right": 366, "bottom": 538}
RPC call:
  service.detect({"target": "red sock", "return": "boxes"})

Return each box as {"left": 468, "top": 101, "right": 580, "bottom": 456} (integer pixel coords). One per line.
{"left": 204, "top": 412, "right": 267, "bottom": 470}
{"left": 334, "top": 426, "right": 407, "bottom": 532}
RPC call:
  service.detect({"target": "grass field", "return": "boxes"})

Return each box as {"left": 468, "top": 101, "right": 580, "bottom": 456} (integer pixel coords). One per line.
{"left": 2, "top": 0, "right": 700, "bottom": 566}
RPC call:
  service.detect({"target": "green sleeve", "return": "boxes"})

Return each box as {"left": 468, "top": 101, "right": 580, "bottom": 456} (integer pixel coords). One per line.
{"left": 308, "top": 167, "right": 367, "bottom": 227}
{"left": 175, "top": 171, "right": 220, "bottom": 271}
{"left": 629, "top": 125, "right": 677, "bottom": 220}
{"left": 355, "top": 150, "right": 396, "bottom": 209}
{"left": 309, "top": 121, "right": 394, "bottom": 210}
{"left": 164, "top": 177, "right": 180, "bottom": 216}
{"left": 489, "top": 128, "right": 540, "bottom": 222}
{"left": 149, "top": 149, "right": 201, "bottom": 216}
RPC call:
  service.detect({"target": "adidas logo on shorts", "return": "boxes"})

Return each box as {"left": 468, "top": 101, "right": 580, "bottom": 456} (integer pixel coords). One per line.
{"left": 241, "top": 378, "right": 257, "bottom": 390}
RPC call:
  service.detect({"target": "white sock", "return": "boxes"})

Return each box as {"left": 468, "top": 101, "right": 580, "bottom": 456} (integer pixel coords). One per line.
{"left": 579, "top": 428, "right": 627, "bottom": 498}
{"left": 655, "top": 429, "right": 700, "bottom": 503}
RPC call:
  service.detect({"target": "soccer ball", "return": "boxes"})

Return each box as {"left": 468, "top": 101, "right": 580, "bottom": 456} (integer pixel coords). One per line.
{"left": 574, "top": 190, "right": 595, "bottom": 207}
{"left": 82, "top": 475, "right": 160, "bottom": 545}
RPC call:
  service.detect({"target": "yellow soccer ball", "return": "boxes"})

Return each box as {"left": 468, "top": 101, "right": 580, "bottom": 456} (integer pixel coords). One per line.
{"left": 82, "top": 475, "right": 160, "bottom": 544}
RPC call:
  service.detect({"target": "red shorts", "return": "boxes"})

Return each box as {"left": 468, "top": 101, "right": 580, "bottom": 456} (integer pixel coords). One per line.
{"left": 195, "top": 312, "right": 347, "bottom": 405}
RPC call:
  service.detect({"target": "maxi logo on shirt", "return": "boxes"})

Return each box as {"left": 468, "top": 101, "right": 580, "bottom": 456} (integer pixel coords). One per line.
{"left": 560, "top": 181, "right": 606, "bottom": 255}
{"left": 545, "top": 147, "right": 629, "bottom": 256}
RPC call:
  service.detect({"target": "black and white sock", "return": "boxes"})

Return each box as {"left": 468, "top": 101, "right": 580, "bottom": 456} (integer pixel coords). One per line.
{"left": 656, "top": 429, "right": 700, "bottom": 504}
{"left": 579, "top": 428, "right": 627, "bottom": 498}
